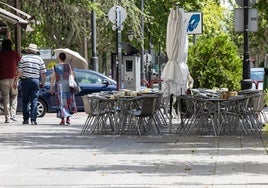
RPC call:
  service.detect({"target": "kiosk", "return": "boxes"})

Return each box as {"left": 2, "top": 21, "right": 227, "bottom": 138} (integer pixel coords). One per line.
{"left": 123, "top": 55, "right": 140, "bottom": 91}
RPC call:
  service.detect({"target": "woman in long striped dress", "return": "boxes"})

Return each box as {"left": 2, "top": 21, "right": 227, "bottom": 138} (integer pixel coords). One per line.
{"left": 50, "top": 52, "right": 77, "bottom": 125}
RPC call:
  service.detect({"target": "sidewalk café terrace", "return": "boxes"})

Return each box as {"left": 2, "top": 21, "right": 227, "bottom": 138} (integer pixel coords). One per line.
{"left": 79, "top": 88, "right": 267, "bottom": 137}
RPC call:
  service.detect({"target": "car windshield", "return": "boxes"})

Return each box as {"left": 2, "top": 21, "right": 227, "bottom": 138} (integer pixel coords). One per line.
{"left": 44, "top": 69, "right": 106, "bottom": 85}
{"left": 75, "top": 70, "right": 103, "bottom": 84}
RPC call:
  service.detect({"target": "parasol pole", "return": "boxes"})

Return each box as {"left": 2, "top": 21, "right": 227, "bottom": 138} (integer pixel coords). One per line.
{"left": 169, "top": 92, "right": 173, "bottom": 133}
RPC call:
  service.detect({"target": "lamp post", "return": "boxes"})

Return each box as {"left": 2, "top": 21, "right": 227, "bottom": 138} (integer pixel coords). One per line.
{"left": 235, "top": 0, "right": 258, "bottom": 89}
{"left": 241, "top": 0, "right": 251, "bottom": 90}
{"left": 91, "top": 0, "right": 98, "bottom": 71}
{"left": 140, "top": 0, "right": 145, "bottom": 86}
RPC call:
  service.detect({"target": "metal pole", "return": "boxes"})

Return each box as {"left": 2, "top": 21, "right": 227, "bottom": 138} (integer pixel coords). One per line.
{"left": 116, "top": 7, "right": 122, "bottom": 90}
{"left": 140, "top": 0, "right": 145, "bottom": 85}
{"left": 241, "top": 0, "right": 251, "bottom": 90}
{"left": 84, "top": 35, "right": 88, "bottom": 63}
{"left": 15, "top": 0, "right": 21, "bottom": 56}
{"left": 193, "top": 34, "right": 196, "bottom": 45}
{"left": 91, "top": 0, "right": 98, "bottom": 71}
{"left": 158, "top": 42, "right": 161, "bottom": 90}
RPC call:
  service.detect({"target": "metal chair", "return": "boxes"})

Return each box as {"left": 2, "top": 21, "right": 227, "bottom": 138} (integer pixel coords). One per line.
{"left": 127, "top": 94, "right": 159, "bottom": 135}
{"left": 153, "top": 92, "right": 168, "bottom": 128}
{"left": 177, "top": 95, "right": 216, "bottom": 135}
{"left": 221, "top": 95, "right": 252, "bottom": 135}
{"left": 80, "top": 95, "right": 107, "bottom": 135}
{"left": 245, "top": 92, "right": 266, "bottom": 133}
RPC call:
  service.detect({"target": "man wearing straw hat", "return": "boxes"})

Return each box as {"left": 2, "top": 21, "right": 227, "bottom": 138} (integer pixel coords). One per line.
{"left": 13, "top": 44, "right": 46, "bottom": 125}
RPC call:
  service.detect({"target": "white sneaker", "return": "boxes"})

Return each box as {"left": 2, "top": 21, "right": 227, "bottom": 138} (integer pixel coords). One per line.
{"left": 10, "top": 115, "right": 17, "bottom": 121}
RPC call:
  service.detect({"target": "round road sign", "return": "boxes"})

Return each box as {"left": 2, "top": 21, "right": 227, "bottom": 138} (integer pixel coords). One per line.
{"left": 108, "top": 6, "right": 127, "bottom": 24}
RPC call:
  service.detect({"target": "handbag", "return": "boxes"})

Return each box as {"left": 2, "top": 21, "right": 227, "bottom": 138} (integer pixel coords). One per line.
{"left": 70, "top": 84, "right": 81, "bottom": 94}
{"left": 69, "top": 74, "right": 81, "bottom": 94}
{"left": 69, "top": 74, "right": 77, "bottom": 88}
{"left": 69, "top": 65, "right": 81, "bottom": 94}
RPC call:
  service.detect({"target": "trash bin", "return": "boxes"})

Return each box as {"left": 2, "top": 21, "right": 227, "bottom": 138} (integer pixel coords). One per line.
{"left": 263, "top": 68, "right": 268, "bottom": 90}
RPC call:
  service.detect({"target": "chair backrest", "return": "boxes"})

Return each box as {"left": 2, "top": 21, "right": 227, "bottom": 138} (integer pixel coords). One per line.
{"left": 81, "top": 95, "right": 92, "bottom": 115}
{"left": 223, "top": 95, "right": 248, "bottom": 114}
{"left": 139, "top": 95, "right": 158, "bottom": 116}
{"left": 155, "top": 92, "right": 163, "bottom": 110}
{"left": 252, "top": 93, "right": 265, "bottom": 112}
{"left": 82, "top": 95, "right": 108, "bottom": 114}
{"left": 177, "top": 95, "right": 195, "bottom": 114}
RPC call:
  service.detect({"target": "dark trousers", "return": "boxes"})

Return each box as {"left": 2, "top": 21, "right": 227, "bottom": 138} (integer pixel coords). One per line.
{"left": 21, "top": 78, "right": 39, "bottom": 122}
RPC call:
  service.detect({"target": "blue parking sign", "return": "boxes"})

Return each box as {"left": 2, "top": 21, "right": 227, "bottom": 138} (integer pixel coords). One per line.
{"left": 185, "top": 12, "right": 203, "bottom": 34}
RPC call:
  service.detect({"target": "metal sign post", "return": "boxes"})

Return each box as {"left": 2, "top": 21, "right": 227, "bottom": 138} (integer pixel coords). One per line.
{"left": 108, "top": 6, "right": 127, "bottom": 90}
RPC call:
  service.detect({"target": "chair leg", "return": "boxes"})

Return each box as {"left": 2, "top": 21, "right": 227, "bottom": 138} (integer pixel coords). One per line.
{"left": 136, "top": 117, "right": 142, "bottom": 135}
{"left": 81, "top": 116, "right": 90, "bottom": 135}
{"left": 81, "top": 115, "right": 94, "bottom": 135}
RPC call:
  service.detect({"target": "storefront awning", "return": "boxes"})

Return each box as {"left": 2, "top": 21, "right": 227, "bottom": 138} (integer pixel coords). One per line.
{"left": 0, "top": 7, "right": 32, "bottom": 31}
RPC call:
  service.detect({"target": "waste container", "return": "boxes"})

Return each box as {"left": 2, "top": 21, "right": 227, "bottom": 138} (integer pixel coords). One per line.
{"left": 263, "top": 68, "right": 268, "bottom": 90}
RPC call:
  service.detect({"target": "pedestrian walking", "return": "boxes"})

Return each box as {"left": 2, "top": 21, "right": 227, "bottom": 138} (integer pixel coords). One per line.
{"left": 13, "top": 44, "right": 46, "bottom": 125}
{"left": 49, "top": 52, "right": 77, "bottom": 125}
{"left": 0, "top": 39, "right": 21, "bottom": 123}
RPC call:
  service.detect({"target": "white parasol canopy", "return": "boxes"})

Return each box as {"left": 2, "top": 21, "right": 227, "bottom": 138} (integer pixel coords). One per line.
{"left": 54, "top": 48, "right": 88, "bottom": 69}
{"left": 161, "top": 7, "right": 190, "bottom": 132}
{"left": 161, "top": 7, "right": 189, "bottom": 97}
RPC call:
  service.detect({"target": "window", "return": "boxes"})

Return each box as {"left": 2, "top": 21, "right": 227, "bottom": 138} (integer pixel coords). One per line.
{"left": 125, "top": 60, "right": 133, "bottom": 72}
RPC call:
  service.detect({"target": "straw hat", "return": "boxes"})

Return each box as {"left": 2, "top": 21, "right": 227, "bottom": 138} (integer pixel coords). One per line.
{"left": 25, "top": 43, "right": 39, "bottom": 54}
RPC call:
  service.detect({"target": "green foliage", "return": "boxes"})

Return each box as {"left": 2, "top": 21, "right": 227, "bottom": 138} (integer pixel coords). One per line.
{"left": 144, "top": 0, "right": 219, "bottom": 53}
{"left": 201, "top": 1, "right": 226, "bottom": 38}
{"left": 264, "top": 89, "right": 268, "bottom": 107}
{"left": 262, "top": 122, "right": 268, "bottom": 134}
{"left": 250, "top": 0, "right": 268, "bottom": 59}
{"left": 4, "top": 0, "right": 267, "bottom": 81}
{"left": 188, "top": 34, "right": 242, "bottom": 90}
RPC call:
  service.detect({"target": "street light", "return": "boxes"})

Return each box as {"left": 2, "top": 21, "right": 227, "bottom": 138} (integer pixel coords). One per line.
{"left": 127, "top": 30, "right": 134, "bottom": 41}
{"left": 235, "top": 0, "right": 257, "bottom": 90}
{"left": 91, "top": 0, "right": 98, "bottom": 71}
{"left": 140, "top": 0, "right": 145, "bottom": 86}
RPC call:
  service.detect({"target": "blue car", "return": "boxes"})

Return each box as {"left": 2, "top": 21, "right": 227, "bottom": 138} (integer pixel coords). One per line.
{"left": 17, "top": 68, "right": 117, "bottom": 117}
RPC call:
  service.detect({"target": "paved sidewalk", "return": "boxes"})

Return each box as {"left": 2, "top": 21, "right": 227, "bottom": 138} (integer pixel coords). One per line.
{"left": 0, "top": 112, "right": 268, "bottom": 188}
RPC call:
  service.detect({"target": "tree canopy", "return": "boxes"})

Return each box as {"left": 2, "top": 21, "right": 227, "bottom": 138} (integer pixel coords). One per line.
{"left": 1, "top": 0, "right": 268, "bottom": 90}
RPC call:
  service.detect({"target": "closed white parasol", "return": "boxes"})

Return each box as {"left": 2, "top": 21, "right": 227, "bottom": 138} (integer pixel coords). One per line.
{"left": 161, "top": 7, "right": 189, "bottom": 132}
{"left": 162, "top": 7, "right": 189, "bottom": 97}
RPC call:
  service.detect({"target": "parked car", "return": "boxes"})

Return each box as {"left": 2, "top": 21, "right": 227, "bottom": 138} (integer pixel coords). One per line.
{"left": 16, "top": 68, "right": 117, "bottom": 117}
{"left": 250, "top": 67, "right": 264, "bottom": 90}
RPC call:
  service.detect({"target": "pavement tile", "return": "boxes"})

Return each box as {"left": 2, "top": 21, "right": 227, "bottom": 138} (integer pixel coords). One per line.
{"left": 0, "top": 112, "right": 268, "bottom": 187}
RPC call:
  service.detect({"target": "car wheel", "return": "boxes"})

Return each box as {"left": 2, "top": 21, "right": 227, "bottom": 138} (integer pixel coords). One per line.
{"left": 37, "top": 99, "right": 47, "bottom": 117}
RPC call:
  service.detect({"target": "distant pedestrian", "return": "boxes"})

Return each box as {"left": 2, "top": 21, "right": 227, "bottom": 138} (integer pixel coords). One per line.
{"left": 50, "top": 52, "right": 77, "bottom": 125}
{"left": 0, "top": 39, "right": 21, "bottom": 123}
{"left": 13, "top": 44, "right": 46, "bottom": 125}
